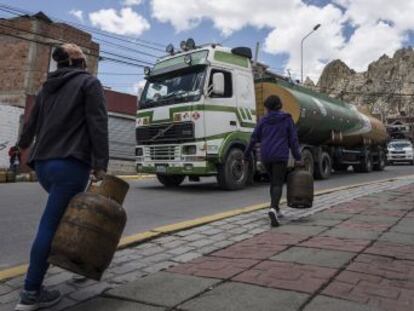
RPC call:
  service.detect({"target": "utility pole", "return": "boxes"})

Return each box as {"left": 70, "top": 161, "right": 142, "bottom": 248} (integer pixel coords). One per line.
{"left": 301, "top": 24, "right": 321, "bottom": 84}
{"left": 254, "top": 42, "right": 260, "bottom": 64}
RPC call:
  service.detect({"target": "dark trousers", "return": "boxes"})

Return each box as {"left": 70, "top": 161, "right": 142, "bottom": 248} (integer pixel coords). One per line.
{"left": 264, "top": 161, "right": 288, "bottom": 210}
{"left": 24, "top": 158, "right": 89, "bottom": 291}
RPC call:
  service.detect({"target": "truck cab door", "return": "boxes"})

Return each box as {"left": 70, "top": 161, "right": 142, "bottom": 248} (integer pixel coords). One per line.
{"left": 204, "top": 68, "right": 238, "bottom": 134}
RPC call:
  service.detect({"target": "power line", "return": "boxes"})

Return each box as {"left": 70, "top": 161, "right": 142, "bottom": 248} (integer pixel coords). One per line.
{"left": 0, "top": 20, "right": 154, "bottom": 67}
{"left": 0, "top": 29, "right": 149, "bottom": 68}
{"left": 98, "top": 72, "right": 145, "bottom": 76}
{"left": 0, "top": 11, "right": 157, "bottom": 64}
{"left": 0, "top": 3, "right": 165, "bottom": 52}
{"left": 98, "top": 37, "right": 160, "bottom": 59}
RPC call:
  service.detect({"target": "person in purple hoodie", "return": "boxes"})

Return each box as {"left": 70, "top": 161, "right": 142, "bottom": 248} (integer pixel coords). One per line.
{"left": 245, "top": 95, "right": 302, "bottom": 227}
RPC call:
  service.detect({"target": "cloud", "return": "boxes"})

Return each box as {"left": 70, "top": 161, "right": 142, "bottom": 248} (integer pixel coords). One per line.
{"left": 122, "top": 0, "right": 143, "bottom": 6}
{"left": 150, "top": 0, "right": 414, "bottom": 80}
{"left": 69, "top": 9, "right": 83, "bottom": 22}
{"left": 89, "top": 8, "right": 150, "bottom": 36}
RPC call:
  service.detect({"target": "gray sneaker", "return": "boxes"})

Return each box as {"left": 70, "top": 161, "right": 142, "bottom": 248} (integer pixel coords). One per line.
{"left": 15, "top": 287, "right": 61, "bottom": 311}
{"left": 268, "top": 208, "right": 280, "bottom": 227}
{"left": 276, "top": 210, "right": 285, "bottom": 219}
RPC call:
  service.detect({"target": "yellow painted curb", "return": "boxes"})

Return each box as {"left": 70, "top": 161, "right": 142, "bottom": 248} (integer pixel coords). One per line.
{"left": 117, "top": 174, "right": 154, "bottom": 180}
{"left": 0, "top": 265, "right": 28, "bottom": 282}
{"left": 1, "top": 174, "right": 413, "bottom": 282}
{"left": 118, "top": 231, "right": 161, "bottom": 248}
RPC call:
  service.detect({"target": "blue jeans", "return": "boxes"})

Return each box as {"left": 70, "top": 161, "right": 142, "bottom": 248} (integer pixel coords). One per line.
{"left": 25, "top": 158, "right": 90, "bottom": 291}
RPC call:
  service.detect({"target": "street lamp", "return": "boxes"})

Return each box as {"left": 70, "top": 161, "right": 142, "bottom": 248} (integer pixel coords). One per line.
{"left": 301, "top": 24, "right": 321, "bottom": 84}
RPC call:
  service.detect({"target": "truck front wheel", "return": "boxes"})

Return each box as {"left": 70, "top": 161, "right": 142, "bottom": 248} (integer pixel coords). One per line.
{"left": 156, "top": 174, "right": 185, "bottom": 187}
{"left": 314, "top": 152, "right": 332, "bottom": 180}
{"left": 217, "top": 148, "right": 248, "bottom": 190}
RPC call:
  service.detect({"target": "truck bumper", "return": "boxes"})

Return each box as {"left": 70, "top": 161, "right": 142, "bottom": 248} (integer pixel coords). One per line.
{"left": 136, "top": 161, "right": 217, "bottom": 176}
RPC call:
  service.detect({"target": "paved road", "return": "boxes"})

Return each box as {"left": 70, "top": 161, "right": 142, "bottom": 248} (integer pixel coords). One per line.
{"left": 1, "top": 165, "right": 413, "bottom": 269}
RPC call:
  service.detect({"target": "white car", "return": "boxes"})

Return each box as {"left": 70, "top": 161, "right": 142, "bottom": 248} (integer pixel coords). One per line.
{"left": 387, "top": 140, "right": 414, "bottom": 165}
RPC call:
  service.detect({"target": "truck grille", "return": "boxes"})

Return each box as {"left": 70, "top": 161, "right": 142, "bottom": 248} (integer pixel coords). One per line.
{"left": 391, "top": 151, "right": 405, "bottom": 154}
{"left": 136, "top": 122, "right": 194, "bottom": 144}
{"left": 145, "top": 145, "right": 180, "bottom": 161}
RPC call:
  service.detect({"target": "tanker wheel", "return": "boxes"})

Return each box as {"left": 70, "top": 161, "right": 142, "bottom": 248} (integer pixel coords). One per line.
{"left": 314, "top": 152, "right": 332, "bottom": 180}
{"left": 354, "top": 151, "right": 373, "bottom": 173}
{"left": 156, "top": 174, "right": 185, "bottom": 187}
{"left": 217, "top": 148, "right": 248, "bottom": 190}
{"left": 373, "top": 150, "right": 386, "bottom": 171}
{"left": 301, "top": 149, "right": 314, "bottom": 176}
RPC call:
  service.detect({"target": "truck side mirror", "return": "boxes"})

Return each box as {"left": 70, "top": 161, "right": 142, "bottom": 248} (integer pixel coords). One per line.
{"left": 212, "top": 72, "right": 225, "bottom": 96}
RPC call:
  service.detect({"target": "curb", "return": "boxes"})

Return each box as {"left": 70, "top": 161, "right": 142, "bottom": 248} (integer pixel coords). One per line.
{"left": 1, "top": 174, "right": 413, "bottom": 282}
{"left": 117, "top": 174, "right": 154, "bottom": 181}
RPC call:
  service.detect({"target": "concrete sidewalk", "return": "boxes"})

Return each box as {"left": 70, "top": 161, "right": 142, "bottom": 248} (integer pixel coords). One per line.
{"left": 1, "top": 177, "right": 414, "bottom": 311}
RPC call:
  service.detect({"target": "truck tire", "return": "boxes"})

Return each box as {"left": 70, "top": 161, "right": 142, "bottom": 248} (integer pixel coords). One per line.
{"left": 301, "top": 149, "right": 314, "bottom": 176}
{"left": 354, "top": 151, "right": 373, "bottom": 173}
{"left": 314, "top": 152, "right": 332, "bottom": 180}
{"left": 373, "top": 150, "right": 386, "bottom": 171}
{"left": 217, "top": 148, "right": 248, "bottom": 190}
{"left": 156, "top": 174, "right": 185, "bottom": 187}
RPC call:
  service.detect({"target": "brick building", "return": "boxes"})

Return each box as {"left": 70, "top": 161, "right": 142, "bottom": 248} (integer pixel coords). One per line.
{"left": 0, "top": 12, "right": 138, "bottom": 173}
{"left": 0, "top": 11, "right": 99, "bottom": 107}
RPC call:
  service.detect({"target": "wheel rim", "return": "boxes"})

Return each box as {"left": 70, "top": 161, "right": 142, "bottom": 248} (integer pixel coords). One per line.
{"left": 230, "top": 155, "right": 245, "bottom": 182}
{"left": 367, "top": 157, "right": 372, "bottom": 170}
{"left": 322, "top": 157, "right": 330, "bottom": 175}
{"left": 304, "top": 159, "right": 313, "bottom": 174}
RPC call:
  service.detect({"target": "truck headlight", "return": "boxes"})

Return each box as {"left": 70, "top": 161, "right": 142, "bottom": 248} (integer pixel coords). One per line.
{"left": 182, "top": 145, "right": 197, "bottom": 155}
{"left": 207, "top": 145, "right": 219, "bottom": 152}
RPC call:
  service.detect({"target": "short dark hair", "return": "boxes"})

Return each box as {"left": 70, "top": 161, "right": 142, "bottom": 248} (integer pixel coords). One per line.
{"left": 264, "top": 95, "right": 282, "bottom": 111}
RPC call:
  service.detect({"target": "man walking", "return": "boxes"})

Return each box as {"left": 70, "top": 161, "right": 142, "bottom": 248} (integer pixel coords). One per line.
{"left": 14, "top": 43, "right": 108, "bottom": 311}
{"left": 245, "top": 95, "right": 302, "bottom": 227}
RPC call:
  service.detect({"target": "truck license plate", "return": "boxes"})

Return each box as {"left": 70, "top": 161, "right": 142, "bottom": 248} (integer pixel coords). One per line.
{"left": 156, "top": 165, "right": 167, "bottom": 173}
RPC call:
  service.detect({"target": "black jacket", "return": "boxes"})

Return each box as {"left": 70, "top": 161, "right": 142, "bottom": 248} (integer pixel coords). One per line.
{"left": 18, "top": 68, "right": 109, "bottom": 170}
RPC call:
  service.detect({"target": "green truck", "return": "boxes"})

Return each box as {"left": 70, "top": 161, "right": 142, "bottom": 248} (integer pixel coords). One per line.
{"left": 135, "top": 39, "right": 388, "bottom": 189}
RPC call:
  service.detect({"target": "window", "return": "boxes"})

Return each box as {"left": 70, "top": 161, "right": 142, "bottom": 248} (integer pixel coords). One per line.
{"left": 209, "top": 69, "right": 233, "bottom": 98}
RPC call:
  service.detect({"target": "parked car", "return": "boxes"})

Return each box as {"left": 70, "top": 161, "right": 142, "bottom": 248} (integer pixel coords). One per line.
{"left": 387, "top": 140, "right": 414, "bottom": 165}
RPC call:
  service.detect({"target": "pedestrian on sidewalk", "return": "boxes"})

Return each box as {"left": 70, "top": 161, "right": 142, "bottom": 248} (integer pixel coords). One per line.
{"left": 244, "top": 95, "right": 302, "bottom": 227}
{"left": 14, "top": 43, "right": 109, "bottom": 311}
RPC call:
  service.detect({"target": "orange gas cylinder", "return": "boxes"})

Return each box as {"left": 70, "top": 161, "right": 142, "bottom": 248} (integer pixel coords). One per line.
{"left": 48, "top": 175, "right": 129, "bottom": 280}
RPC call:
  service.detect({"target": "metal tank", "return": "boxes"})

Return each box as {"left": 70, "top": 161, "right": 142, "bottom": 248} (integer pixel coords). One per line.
{"left": 255, "top": 78, "right": 388, "bottom": 147}
{"left": 287, "top": 167, "right": 314, "bottom": 208}
{"left": 49, "top": 175, "right": 129, "bottom": 280}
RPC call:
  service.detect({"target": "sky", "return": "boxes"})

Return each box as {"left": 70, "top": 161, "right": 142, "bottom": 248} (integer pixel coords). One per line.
{"left": 1, "top": 0, "right": 414, "bottom": 95}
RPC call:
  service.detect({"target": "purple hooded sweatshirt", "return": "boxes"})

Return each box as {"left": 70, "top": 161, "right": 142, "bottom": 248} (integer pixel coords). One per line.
{"left": 245, "top": 110, "right": 301, "bottom": 163}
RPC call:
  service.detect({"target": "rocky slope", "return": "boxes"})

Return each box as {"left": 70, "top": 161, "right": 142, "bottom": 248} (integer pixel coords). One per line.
{"left": 310, "top": 47, "right": 414, "bottom": 119}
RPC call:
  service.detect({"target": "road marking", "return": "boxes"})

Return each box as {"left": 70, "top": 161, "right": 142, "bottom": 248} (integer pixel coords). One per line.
{"left": 0, "top": 264, "right": 28, "bottom": 282}
{"left": 118, "top": 231, "right": 161, "bottom": 248}
{"left": 118, "top": 174, "right": 154, "bottom": 181}
{"left": 1, "top": 174, "right": 413, "bottom": 282}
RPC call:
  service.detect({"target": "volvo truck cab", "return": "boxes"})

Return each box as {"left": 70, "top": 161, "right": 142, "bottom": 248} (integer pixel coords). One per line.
{"left": 136, "top": 40, "right": 255, "bottom": 189}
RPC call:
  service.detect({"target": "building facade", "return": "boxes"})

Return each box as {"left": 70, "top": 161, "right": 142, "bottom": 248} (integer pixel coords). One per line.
{"left": 0, "top": 12, "right": 138, "bottom": 174}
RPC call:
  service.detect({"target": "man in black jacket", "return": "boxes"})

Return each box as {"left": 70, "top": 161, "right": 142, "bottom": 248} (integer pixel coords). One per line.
{"left": 15, "top": 43, "right": 109, "bottom": 311}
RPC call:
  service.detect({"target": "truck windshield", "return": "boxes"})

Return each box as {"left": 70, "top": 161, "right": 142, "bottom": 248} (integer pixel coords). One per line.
{"left": 140, "top": 66, "right": 206, "bottom": 109}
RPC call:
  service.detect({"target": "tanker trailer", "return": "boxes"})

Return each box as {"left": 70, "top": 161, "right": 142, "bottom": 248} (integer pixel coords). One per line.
{"left": 255, "top": 78, "right": 388, "bottom": 179}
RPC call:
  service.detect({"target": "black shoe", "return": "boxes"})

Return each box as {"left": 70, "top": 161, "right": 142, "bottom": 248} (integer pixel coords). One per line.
{"left": 268, "top": 208, "right": 280, "bottom": 227}
{"left": 15, "top": 287, "right": 61, "bottom": 311}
